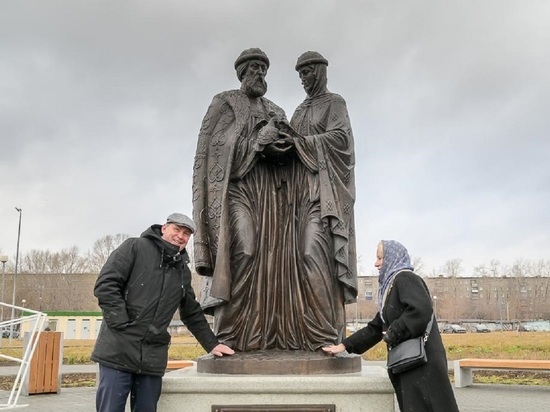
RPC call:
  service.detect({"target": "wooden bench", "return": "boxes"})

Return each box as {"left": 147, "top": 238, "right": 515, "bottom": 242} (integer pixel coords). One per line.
{"left": 454, "top": 358, "right": 550, "bottom": 388}
{"left": 95, "top": 360, "right": 195, "bottom": 386}
{"left": 23, "top": 331, "right": 63, "bottom": 395}
{"left": 166, "top": 360, "right": 195, "bottom": 371}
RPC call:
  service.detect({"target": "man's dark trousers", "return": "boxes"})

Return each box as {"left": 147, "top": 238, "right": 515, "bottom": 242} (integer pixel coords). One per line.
{"left": 96, "top": 363, "right": 162, "bottom": 412}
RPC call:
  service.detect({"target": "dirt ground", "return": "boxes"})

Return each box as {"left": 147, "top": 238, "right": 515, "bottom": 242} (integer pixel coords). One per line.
{"left": 0, "top": 373, "right": 96, "bottom": 391}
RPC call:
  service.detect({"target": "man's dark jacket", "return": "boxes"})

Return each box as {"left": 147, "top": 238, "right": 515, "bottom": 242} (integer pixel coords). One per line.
{"left": 91, "top": 225, "right": 219, "bottom": 376}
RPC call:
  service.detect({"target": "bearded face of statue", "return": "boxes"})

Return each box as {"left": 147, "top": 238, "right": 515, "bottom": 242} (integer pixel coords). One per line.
{"left": 241, "top": 59, "right": 268, "bottom": 98}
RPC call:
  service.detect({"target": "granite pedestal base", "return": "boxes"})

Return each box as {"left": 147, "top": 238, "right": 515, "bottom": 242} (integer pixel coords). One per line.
{"left": 197, "top": 350, "right": 361, "bottom": 375}
{"left": 159, "top": 365, "right": 395, "bottom": 412}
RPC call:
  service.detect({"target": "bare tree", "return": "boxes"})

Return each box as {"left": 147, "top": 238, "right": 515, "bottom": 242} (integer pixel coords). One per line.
{"left": 510, "top": 258, "right": 529, "bottom": 277}
{"left": 410, "top": 255, "right": 425, "bottom": 277}
{"left": 56, "top": 246, "right": 88, "bottom": 273}
{"left": 489, "top": 259, "right": 501, "bottom": 277}
{"left": 531, "top": 260, "right": 550, "bottom": 278}
{"left": 473, "top": 264, "right": 488, "bottom": 277}
{"left": 20, "top": 249, "right": 50, "bottom": 274}
{"left": 19, "top": 247, "right": 87, "bottom": 274}
{"left": 87, "top": 234, "right": 129, "bottom": 273}
{"left": 356, "top": 254, "right": 365, "bottom": 276}
{"left": 441, "top": 259, "right": 463, "bottom": 277}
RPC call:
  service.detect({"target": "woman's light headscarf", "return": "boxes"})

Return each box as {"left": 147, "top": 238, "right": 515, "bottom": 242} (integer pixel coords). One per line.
{"left": 304, "top": 64, "right": 328, "bottom": 98}
{"left": 377, "top": 240, "right": 414, "bottom": 316}
{"left": 295, "top": 51, "right": 328, "bottom": 98}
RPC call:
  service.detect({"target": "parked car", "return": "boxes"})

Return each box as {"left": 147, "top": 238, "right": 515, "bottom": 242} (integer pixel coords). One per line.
{"left": 1, "top": 329, "right": 19, "bottom": 339}
{"left": 441, "top": 324, "right": 467, "bottom": 333}
{"left": 472, "top": 323, "right": 491, "bottom": 333}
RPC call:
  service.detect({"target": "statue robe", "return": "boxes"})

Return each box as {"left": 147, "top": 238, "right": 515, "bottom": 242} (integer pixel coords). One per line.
{"left": 192, "top": 89, "right": 357, "bottom": 351}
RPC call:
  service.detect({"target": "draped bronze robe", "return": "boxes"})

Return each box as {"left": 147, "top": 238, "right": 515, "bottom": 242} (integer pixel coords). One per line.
{"left": 192, "top": 89, "right": 357, "bottom": 351}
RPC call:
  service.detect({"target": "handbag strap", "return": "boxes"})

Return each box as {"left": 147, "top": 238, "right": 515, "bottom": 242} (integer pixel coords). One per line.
{"left": 423, "top": 313, "right": 435, "bottom": 342}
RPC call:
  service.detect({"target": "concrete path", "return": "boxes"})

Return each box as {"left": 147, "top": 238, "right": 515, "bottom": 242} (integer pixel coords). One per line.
{"left": 2, "top": 384, "right": 550, "bottom": 412}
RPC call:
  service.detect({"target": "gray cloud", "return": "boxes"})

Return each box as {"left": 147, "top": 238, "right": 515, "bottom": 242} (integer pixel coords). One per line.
{"left": 1, "top": 0, "right": 549, "bottom": 274}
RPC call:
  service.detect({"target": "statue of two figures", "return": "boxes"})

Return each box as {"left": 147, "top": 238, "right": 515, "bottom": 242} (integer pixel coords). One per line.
{"left": 192, "top": 48, "right": 358, "bottom": 372}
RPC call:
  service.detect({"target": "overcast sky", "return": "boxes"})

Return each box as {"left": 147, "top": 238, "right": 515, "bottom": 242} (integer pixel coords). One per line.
{"left": 1, "top": 0, "right": 549, "bottom": 276}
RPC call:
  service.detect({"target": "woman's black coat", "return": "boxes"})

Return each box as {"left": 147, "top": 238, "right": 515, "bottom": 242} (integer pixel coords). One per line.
{"left": 343, "top": 270, "right": 459, "bottom": 412}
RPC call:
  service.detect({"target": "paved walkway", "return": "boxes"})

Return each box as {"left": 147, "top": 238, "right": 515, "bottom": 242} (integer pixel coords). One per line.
{"left": 1, "top": 364, "right": 549, "bottom": 411}
{"left": 2, "top": 384, "right": 550, "bottom": 412}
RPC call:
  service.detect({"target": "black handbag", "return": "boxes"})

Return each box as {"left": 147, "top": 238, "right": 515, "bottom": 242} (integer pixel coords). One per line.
{"left": 386, "top": 314, "right": 434, "bottom": 374}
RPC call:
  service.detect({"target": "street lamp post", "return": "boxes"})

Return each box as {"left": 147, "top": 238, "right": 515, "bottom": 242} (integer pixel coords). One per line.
{"left": 433, "top": 295, "right": 438, "bottom": 319}
{"left": 499, "top": 299, "right": 504, "bottom": 331}
{"left": 1, "top": 255, "right": 8, "bottom": 344}
{"left": 9, "top": 207, "right": 22, "bottom": 344}
{"left": 0, "top": 255, "right": 7, "bottom": 322}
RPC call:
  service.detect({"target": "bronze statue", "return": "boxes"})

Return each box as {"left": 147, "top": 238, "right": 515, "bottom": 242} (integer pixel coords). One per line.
{"left": 192, "top": 49, "right": 357, "bottom": 352}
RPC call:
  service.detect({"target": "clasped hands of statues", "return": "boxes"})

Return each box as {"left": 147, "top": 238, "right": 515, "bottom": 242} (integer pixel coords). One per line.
{"left": 257, "top": 117, "right": 299, "bottom": 157}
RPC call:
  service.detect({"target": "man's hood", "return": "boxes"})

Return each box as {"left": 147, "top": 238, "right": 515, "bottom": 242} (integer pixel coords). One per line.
{"left": 141, "top": 225, "right": 180, "bottom": 253}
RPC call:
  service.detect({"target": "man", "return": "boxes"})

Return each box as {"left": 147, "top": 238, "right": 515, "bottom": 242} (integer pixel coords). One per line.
{"left": 92, "top": 213, "right": 233, "bottom": 412}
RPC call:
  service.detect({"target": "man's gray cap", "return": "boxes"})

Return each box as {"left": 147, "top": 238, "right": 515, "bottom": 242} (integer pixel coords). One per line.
{"left": 166, "top": 213, "right": 196, "bottom": 233}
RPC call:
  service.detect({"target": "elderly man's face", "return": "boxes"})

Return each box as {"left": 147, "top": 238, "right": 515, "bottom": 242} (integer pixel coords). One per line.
{"left": 161, "top": 223, "right": 192, "bottom": 250}
{"left": 242, "top": 59, "right": 268, "bottom": 98}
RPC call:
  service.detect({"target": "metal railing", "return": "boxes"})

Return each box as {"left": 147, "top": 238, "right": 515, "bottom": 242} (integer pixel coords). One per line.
{"left": 0, "top": 302, "right": 47, "bottom": 410}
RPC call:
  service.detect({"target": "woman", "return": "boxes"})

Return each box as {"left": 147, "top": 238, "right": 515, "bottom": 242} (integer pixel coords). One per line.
{"left": 323, "top": 240, "right": 459, "bottom": 412}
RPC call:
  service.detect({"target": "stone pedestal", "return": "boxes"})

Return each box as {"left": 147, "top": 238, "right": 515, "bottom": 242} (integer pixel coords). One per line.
{"left": 197, "top": 350, "right": 361, "bottom": 375}
{"left": 159, "top": 365, "right": 395, "bottom": 412}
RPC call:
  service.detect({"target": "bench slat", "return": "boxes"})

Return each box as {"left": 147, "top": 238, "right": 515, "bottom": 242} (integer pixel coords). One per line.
{"left": 455, "top": 358, "right": 550, "bottom": 388}
{"left": 458, "top": 359, "right": 550, "bottom": 370}
{"left": 166, "top": 360, "right": 194, "bottom": 370}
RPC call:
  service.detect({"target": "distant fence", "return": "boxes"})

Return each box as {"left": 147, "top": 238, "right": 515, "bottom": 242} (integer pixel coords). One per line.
{"left": 347, "top": 319, "right": 550, "bottom": 332}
